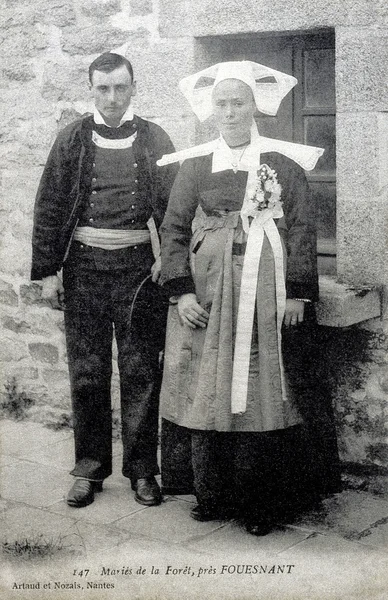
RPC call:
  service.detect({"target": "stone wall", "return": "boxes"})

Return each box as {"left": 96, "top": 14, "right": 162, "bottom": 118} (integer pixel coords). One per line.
{"left": 0, "top": 0, "right": 387, "bottom": 467}
{"left": 0, "top": 0, "right": 196, "bottom": 424}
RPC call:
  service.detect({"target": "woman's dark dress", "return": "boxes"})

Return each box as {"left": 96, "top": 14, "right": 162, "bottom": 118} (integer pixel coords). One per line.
{"left": 159, "top": 150, "right": 341, "bottom": 525}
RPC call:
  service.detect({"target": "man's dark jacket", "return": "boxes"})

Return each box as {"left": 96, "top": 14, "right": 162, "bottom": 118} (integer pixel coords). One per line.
{"left": 31, "top": 114, "right": 178, "bottom": 281}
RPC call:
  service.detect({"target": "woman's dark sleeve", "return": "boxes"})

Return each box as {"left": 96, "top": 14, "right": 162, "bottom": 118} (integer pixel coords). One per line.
{"left": 280, "top": 158, "right": 319, "bottom": 302}
{"left": 159, "top": 158, "right": 200, "bottom": 297}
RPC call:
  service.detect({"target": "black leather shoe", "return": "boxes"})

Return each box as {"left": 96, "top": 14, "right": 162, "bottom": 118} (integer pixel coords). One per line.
{"left": 190, "top": 504, "right": 222, "bottom": 522}
{"left": 244, "top": 519, "right": 273, "bottom": 536}
{"left": 67, "top": 479, "right": 103, "bottom": 508}
{"left": 132, "top": 477, "right": 162, "bottom": 506}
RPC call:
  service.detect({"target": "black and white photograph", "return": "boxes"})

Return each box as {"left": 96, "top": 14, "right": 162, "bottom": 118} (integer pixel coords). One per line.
{"left": 0, "top": 1, "right": 387, "bottom": 599}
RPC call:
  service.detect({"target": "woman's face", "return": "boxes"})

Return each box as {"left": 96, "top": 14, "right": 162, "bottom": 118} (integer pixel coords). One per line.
{"left": 212, "top": 79, "right": 256, "bottom": 146}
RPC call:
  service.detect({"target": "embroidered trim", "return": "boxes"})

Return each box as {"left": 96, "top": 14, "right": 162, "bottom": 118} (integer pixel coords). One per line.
{"left": 92, "top": 130, "right": 137, "bottom": 149}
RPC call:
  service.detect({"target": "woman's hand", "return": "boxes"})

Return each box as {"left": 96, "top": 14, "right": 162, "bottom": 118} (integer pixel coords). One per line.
{"left": 151, "top": 256, "right": 161, "bottom": 282}
{"left": 283, "top": 299, "right": 305, "bottom": 327}
{"left": 177, "top": 293, "right": 209, "bottom": 329}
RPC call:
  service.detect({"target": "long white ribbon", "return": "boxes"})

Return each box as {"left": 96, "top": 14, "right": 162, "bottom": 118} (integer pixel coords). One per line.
{"left": 231, "top": 205, "right": 287, "bottom": 415}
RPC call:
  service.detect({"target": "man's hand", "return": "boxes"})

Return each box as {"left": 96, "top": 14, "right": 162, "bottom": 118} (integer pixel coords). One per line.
{"left": 41, "top": 275, "right": 65, "bottom": 310}
{"left": 151, "top": 256, "right": 161, "bottom": 283}
{"left": 177, "top": 293, "right": 209, "bottom": 329}
{"left": 283, "top": 298, "right": 305, "bottom": 327}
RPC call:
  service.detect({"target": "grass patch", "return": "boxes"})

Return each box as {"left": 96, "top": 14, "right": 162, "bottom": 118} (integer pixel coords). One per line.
{"left": 2, "top": 533, "right": 65, "bottom": 560}
{"left": 0, "top": 377, "right": 35, "bottom": 420}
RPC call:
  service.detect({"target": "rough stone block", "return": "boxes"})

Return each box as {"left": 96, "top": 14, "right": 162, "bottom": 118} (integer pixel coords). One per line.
{"left": 0, "top": 87, "right": 53, "bottom": 126}
{"left": 22, "top": 311, "right": 63, "bottom": 337}
{"left": 377, "top": 113, "right": 388, "bottom": 191}
{"left": 0, "top": 1, "right": 75, "bottom": 28}
{"left": 7, "top": 209, "right": 33, "bottom": 242}
{"left": 159, "top": 0, "right": 191, "bottom": 37}
{"left": 2, "top": 59, "right": 35, "bottom": 83}
{"left": 1, "top": 117, "right": 57, "bottom": 169}
{"left": 130, "top": 0, "right": 153, "bottom": 16}
{"left": 1, "top": 169, "right": 42, "bottom": 216}
{"left": 191, "top": 0, "right": 377, "bottom": 37}
{"left": 337, "top": 28, "right": 388, "bottom": 111}
{"left": 336, "top": 194, "right": 386, "bottom": 287}
{"left": 0, "top": 233, "right": 31, "bottom": 277}
{"left": 0, "top": 336, "right": 28, "bottom": 362}
{"left": 7, "top": 366, "right": 39, "bottom": 381}
{"left": 61, "top": 24, "right": 144, "bottom": 56}
{"left": 42, "top": 369, "right": 69, "bottom": 387}
{"left": 1, "top": 316, "right": 31, "bottom": 334}
{"left": 41, "top": 60, "right": 90, "bottom": 104}
{"left": 35, "top": 1, "right": 76, "bottom": 27}
{"left": 316, "top": 276, "right": 381, "bottom": 327}
{"left": 0, "top": 279, "right": 18, "bottom": 306}
{"left": 130, "top": 39, "right": 195, "bottom": 118}
{"left": 80, "top": 0, "right": 121, "bottom": 19}
{"left": 28, "top": 342, "right": 59, "bottom": 365}
{"left": 150, "top": 115, "right": 197, "bottom": 153}
{"left": 336, "top": 113, "right": 379, "bottom": 200}
{"left": 0, "top": 27, "right": 48, "bottom": 60}
{"left": 20, "top": 283, "right": 47, "bottom": 307}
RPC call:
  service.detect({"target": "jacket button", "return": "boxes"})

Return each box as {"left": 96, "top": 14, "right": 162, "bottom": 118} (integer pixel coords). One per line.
{"left": 92, "top": 190, "right": 97, "bottom": 195}
{"left": 89, "top": 218, "right": 94, "bottom": 223}
{"left": 131, "top": 205, "right": 135, "bottom": 209}
{"left": 131, "top": 191, "right": 135, "bottom": 195}
{"left": 133, "top": 163, "right": 138, "bottom": 168}
{"left": 92, "top": 177, "right": 97, "bottom": 182}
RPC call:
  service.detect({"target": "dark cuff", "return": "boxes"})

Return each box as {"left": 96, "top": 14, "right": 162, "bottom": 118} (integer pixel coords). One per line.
{"left": 286, "top": 280, "right": 319, "bottom": 303}
{"left": 30, "top": 267, "right": 59, "bottom": 281}
{"left": 161, "top": 276, "right": 195, "bottom": 298}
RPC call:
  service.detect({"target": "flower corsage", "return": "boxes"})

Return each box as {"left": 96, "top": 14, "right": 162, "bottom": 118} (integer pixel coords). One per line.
{"left": 241, "top": 164, "right": 283, "bottom": 232}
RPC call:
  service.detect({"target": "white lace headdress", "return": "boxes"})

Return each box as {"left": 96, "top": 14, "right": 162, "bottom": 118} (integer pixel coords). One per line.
{"left": 179, "top": 60, "right": 297, "bottom": 122}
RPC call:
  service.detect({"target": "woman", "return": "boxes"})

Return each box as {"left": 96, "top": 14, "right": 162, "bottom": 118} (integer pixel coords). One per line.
{"left": 158, "top": 61, "right": 341, "bottom": 535}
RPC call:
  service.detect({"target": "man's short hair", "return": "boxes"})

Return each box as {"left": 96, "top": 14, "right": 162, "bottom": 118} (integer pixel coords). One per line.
{"left": 89, "top": 52, "right": 134, "bottom": 84}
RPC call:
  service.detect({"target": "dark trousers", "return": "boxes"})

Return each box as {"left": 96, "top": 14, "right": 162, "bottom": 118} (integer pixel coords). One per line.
{"left": 63, "top": 242, "right": 165, "bottom": 482}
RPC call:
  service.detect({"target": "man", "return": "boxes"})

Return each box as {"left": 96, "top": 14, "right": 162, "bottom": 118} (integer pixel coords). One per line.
{"left": 31, "top": 52, "right": 178, "bottom": 508}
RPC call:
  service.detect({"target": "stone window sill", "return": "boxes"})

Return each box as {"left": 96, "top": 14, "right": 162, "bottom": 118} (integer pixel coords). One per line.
{"left": 316, "top": 276, "right": 382, "bottom": 327}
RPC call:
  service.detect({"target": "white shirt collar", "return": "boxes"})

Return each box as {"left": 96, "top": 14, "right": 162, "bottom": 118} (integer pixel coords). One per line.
{"left": 93, "top": 105, "right": 134, "bottom": 128}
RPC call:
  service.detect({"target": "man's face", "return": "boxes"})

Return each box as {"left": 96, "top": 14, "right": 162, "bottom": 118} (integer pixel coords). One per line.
{"left": 90, "top": 64, "right": 136, "bottom": 126}
{"left": 212, "top": 79, "right": 256, "bottom": 145}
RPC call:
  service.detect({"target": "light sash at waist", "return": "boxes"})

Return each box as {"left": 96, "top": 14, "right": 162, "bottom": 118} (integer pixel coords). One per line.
{"left": 73, "top": 227, "right": 151, "bottom": 250}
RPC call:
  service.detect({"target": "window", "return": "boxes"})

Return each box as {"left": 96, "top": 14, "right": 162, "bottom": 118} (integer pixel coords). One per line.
{"left": 197, "top": 31, "right": 336, "bottom": 274}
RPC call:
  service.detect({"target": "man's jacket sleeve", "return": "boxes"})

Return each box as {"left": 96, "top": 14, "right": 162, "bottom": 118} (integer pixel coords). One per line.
{"left": 150, "top": 127, "right": 179, "bottom": 230}
{"left": 31, "top": 130, "right": 74, "bottom": 281}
